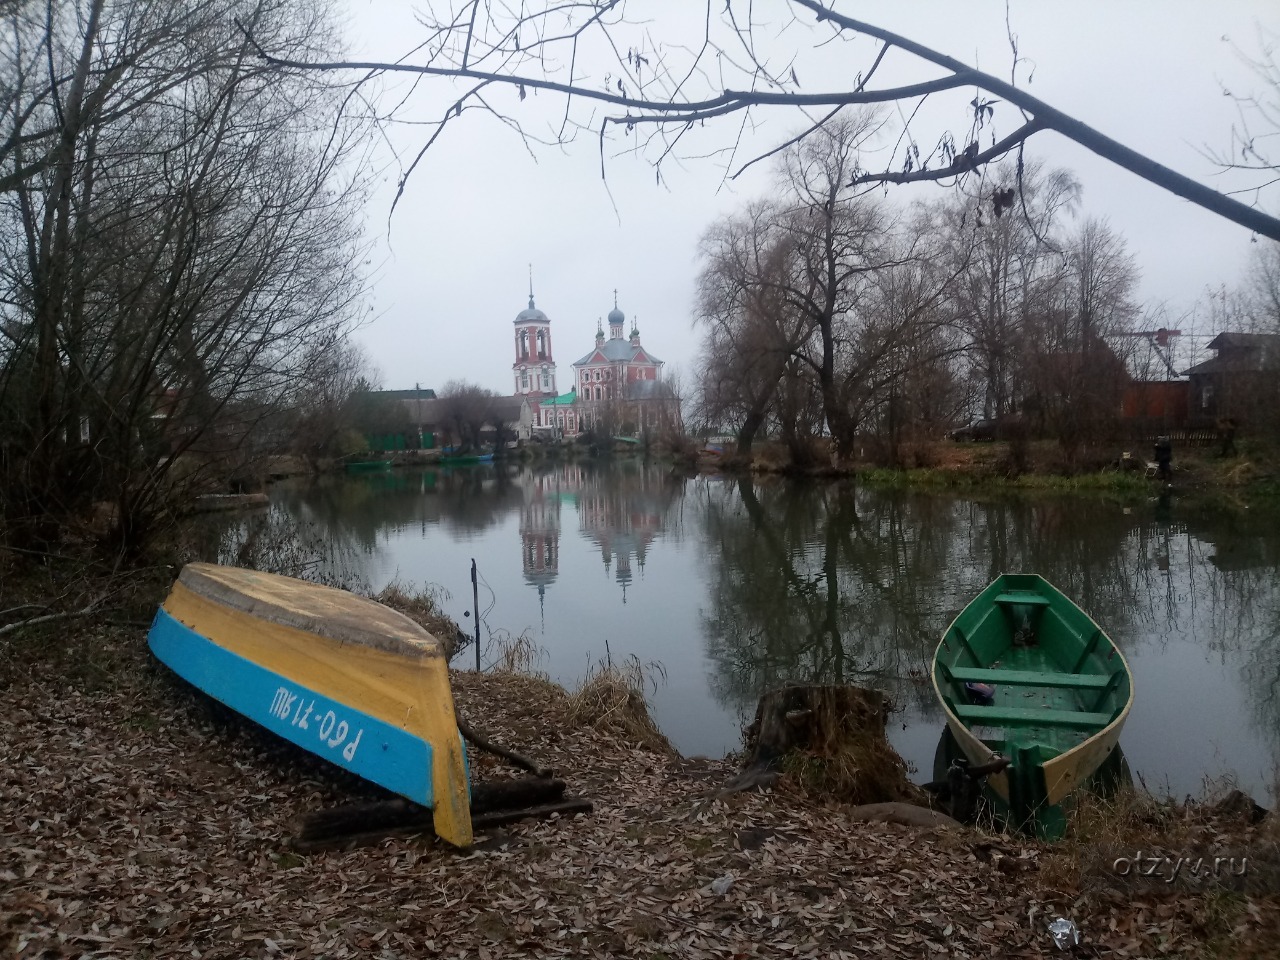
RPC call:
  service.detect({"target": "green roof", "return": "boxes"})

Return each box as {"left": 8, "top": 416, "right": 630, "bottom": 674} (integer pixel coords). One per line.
{"left": 542, "top": 389, "right": 579, "bottom": 406}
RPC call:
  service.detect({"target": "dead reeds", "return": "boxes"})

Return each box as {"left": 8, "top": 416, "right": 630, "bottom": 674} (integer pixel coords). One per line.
{"left": 484, "top": 629, "right": 547, "bottom": 677}
{"left": 565, "top": 654, "right": 675, "bottom": 757}
{"left": 371, "top": 578, "right": 465, "bottom": 656}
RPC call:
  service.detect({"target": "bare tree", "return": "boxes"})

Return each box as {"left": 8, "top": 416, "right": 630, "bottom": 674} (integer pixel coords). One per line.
{"left": 242, "top": 2, "right": 1280, "bottom": 240}
{"left": 289, "top": 339, "right": 382, "bottom": 466}
{"left": 694, "top": 201, "right": 807, "bottom": 456}
{"left": 1241, "top": 241, "right": 1280, "bottom": 332}
{"left": 776, "top": 114, "right": 901, "bottom": 461}
{"left": 696, "top": 116, "right": 968, "bottom": 466}
{"left": 1022, "top": 218, "right": 1140, "bottom": 461}
{"left": 939, "top": 160, "right": 1081, "bottom": 421}
{"left": 437, "top": 380, "right": 497, "bottom": 451}
{"left": 0, "top": 0, "right": 373, "bottom": 551}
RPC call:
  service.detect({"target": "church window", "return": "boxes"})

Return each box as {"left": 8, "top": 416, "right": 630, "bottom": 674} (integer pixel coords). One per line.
{"left": 521, "top": 370, "right": 529, "bottom": 389}
{"left": 595, "top": 386, "right": 601, "bottom": 401}
{"left": 593, "top": 370, "right": 600, "bottom": 382}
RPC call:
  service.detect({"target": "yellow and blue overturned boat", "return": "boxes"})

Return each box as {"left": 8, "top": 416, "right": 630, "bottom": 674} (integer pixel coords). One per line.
{"left": 148, "top": 563, "right": 471, "bottom": 847}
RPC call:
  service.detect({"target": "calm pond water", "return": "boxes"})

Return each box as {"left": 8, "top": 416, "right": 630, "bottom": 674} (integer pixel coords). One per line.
{"left": 231, "top": 459, "right": 1279, "bottom": 804}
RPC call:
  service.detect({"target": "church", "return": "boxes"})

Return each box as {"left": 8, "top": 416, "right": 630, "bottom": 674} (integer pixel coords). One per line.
{"left": 510, "top": 288, "right": 678, "bottom": 437}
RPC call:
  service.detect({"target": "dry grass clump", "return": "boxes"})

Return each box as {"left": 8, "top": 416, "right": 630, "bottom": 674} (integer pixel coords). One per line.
{"left": 566, "top": 655, "right": 676, "bottom": 757}
{"left": 779, "top": 737, "right": 926, "bottom": 807}
{"left": 757, "top": 686, "right": 925, "bottom": 807}
{"left": 485, "top": 629, "right": 547, "bottom": 676}
{"left": 371, "top": 579, "right": 465, "bottom": 657}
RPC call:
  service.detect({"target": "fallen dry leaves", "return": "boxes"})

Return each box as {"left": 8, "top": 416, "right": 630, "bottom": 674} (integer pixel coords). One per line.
{"left": 1, "top": 625, "right": 1275, "bottom": 958}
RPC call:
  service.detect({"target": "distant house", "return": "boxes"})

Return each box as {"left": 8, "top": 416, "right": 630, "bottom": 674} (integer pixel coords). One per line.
{"left": 356, "top": 386, "right": 437, "bottom": 449}
{"left": 1022, "top": 334, "right": 1130, "bottom": 428}
{"left": 1108, "top": 329, "right": 1190, "bottom": 428}
{"left": 1182, "top": 332, "right": 1280, "bottom": 421}
{"left": 487, "top": 395, "right": 536, "bottom": 441}
{"left": 359, "top": 385, "right": 537, "bottom": 449}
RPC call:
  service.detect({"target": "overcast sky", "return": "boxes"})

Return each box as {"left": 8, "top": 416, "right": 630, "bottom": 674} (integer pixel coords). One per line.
{"left": 338, "top": 1, "right": 1277, "bottom": 395}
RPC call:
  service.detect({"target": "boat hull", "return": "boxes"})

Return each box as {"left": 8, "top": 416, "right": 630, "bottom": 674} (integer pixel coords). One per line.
{"left": 932, "top": 574, "right": 1134, "bottom": 839}
{"left": 148, "top": 564, "right": 472, "bottom": 846}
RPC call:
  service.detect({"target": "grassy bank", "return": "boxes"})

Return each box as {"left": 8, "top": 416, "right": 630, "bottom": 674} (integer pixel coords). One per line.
{"left": 1, "top": 556, "right": 1277, "bottom": 957}
{"left": 855, "top": 465, "right": 1154, "bottom": 494}
{"left": 699, "top": 437, "right": 1280, "bottom": 503}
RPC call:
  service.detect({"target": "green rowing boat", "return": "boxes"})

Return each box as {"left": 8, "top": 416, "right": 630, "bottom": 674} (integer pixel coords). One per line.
{"left": 931, "top": 574, "right": 1134, "bottom": 839}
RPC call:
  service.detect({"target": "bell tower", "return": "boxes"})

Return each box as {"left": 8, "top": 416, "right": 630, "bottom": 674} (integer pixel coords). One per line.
{"left": 512, "top": 270, "right": 556, "bottom": 397}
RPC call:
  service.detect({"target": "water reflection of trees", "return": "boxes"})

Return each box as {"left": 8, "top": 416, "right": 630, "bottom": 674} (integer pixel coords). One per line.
{"left": 268, "top": 466, "right": 522, "bottom": 552}
{"left": 699, "top": 481, "right": 1280, "bottom": 757}
{"left": 700, "top": 479, "right": 958, "bottom": 715}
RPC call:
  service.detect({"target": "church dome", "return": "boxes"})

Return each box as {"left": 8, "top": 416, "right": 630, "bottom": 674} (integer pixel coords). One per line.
{"left": 516, "top": 295, "right": 549, "bottom": 323}
{"left": 607, "top": 305, "right": 625, "bottom": 325}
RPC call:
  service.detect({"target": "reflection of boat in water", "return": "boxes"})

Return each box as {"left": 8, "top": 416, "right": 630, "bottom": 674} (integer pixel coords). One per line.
{"left": 931, "top": 574, "right": 1134, "bottom": 838}
{"left": 147, "top": 563, "right": 472, "bottom": 847}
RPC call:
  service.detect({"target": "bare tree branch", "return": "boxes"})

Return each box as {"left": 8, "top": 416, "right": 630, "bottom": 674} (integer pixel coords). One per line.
{"left": 232, "top": 2, "right": 1280, "bottom": 241}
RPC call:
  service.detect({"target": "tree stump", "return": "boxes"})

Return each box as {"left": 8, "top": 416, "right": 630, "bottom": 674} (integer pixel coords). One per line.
{"left": 721, "top": 685, "right": 926, "bottom": 806}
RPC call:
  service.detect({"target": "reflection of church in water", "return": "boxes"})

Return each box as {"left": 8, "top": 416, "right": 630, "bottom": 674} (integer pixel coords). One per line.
{"left": 518, "top": 463, "right": 671, "bottom": 617}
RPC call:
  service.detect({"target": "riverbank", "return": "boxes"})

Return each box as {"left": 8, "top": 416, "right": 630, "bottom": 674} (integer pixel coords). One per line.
{"left": 2, "top": 603, "right": 1277, "bottom": 957}
{"left": 696, "top": 438, "right": 1280, "bottom": 501}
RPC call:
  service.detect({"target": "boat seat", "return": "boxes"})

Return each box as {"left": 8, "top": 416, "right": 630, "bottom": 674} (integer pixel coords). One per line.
{"left": 992, "top": 592, "right": 1050, "bottom": 607}
{"left": 952, "top": 704, "right": 1114, "bottom": 728}
{"left": 946, "top": 666, "right": 1111, "bottom": 690}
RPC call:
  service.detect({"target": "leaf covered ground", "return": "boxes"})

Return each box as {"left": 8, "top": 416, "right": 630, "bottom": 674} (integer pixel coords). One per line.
{"left": 1, "top": 623, "right": 1277, "bottom": 959}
